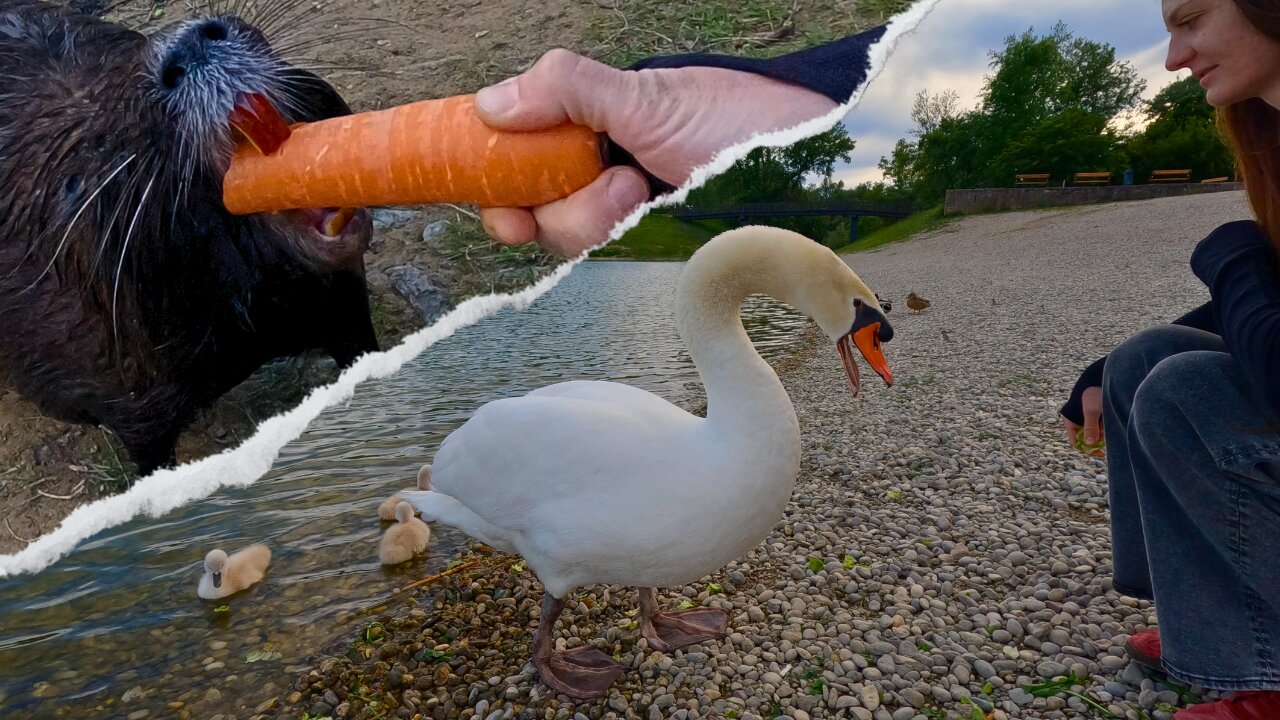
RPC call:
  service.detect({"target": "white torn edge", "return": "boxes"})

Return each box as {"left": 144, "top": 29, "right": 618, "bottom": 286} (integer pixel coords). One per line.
{"left": 0, "top": 0, "right": 940, "bottom": 578}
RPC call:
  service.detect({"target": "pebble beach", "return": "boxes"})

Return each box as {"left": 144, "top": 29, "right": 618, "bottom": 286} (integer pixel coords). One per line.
{"left": 271, "top": 191, "right": 1252, "bottom": 720}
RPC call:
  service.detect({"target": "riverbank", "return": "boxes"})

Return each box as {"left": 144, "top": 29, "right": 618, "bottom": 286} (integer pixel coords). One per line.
{"left": 272, "top": 191, "right": 1251, "bottom": 720}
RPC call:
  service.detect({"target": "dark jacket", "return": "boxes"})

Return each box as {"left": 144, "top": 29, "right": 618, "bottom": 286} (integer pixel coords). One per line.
{"left": 1061, "top": 220, "right": 1280, "bottom": 424}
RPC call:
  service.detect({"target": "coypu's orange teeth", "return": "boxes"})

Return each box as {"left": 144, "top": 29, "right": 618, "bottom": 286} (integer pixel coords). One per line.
{"left": 321, "top": 207, "right": 356, "bottom": 236}
{"left": 228, "top": 93, "right": 292, "bottom": 156}
{"left": 293, "top": 207, "right": 357, "bottom": 237}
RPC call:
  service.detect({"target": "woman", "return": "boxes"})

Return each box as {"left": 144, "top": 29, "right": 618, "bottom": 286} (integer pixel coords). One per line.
{"left": 1061, "top": 1, "right": 1280, "bottom": 718}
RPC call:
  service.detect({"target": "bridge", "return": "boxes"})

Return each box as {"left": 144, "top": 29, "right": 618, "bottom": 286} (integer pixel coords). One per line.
{"left": 658, "top": 200, "right": 916, "bottom": 244}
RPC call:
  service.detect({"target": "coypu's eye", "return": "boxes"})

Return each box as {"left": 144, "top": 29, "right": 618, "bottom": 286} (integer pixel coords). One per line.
{"left": 161, "top": 65, "right": 185, "bottom": 90}
{"left": 63, "top": 175, "right": 81, "bottom": 199}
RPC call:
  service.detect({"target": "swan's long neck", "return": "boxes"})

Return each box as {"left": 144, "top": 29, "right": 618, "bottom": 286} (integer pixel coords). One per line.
{"left": 676, "top": 233, "right": 801, "bottom": 442}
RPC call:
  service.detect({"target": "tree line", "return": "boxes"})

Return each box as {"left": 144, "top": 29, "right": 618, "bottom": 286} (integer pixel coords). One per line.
{"left": 682, "top": 23, "right": 1234, "bottom": 247}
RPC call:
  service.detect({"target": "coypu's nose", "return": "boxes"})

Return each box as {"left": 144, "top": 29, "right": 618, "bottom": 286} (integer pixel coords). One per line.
{"left": 160, "top": 19, "right": 232, "bottom": 90}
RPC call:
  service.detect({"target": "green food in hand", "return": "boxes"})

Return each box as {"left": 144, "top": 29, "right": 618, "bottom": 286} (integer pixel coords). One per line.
{"left": 1073, "top": 428, "right": 1105, "bottom": 453}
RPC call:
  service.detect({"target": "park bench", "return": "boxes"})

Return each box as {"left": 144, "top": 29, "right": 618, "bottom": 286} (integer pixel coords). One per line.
{"left": 1072, "top": 172, "right": 1111, "bottom": 186}
{"left": 1150, "top": 169, "right": 1192, "bottom": 183}
{"left": 1200, "top": 176, "right": 1230, "bottom": 184}
{"left": 1015, "top": 173, "right": 1050, "bottom": 187}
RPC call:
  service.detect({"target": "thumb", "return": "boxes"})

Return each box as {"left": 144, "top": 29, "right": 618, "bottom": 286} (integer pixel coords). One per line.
{"left": 474, "top": 49, "right": 635, "bottom": 132}
{"left": 1084, "top": 417, "right": 1101, "bottom": 446}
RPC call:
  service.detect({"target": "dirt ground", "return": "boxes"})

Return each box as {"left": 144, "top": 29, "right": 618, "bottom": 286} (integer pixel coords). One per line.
{"left": 0, "top": 0, "right": 914, "bottom": 552}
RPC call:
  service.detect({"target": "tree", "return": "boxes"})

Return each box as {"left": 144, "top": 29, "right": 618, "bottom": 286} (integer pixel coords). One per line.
{"left": 684, "top": 125, "right": 856, "bottom": 243}
{"left": 909, "top": 89, "right": 961, "bottom": 137}
{"left": 993, "top": 108, "right": 1126, "bottom": 182}
{"left": 1124, "top": 76, "right": 1234, "bottom": 181}
{"left": 688, "top": 125, "right": 856, "bottom": 207}
{"left": 882, "top": 24, "right": 1146, "bottom": 204}
{"left": 982, "top": 23, "right": 1145, "bottom": 127}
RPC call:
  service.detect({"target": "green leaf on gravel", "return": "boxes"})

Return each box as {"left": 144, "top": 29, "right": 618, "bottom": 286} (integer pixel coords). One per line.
{"left": 807, "top": 557, "right": 825, "bottom": 572}
{"left": 707, "top": 582, "right": 723, "bottom": 594}
{"left": 842, "top": 554, "right": 855, "bottom": 569}
{"left": 363, "top": 622, "right": 385, "bottom": 643}
{"left": 1023, "top": 672, "right": 1086, "bottom": 697}
{"left": 415, "top": 648, "right": 451, "bottom": 663}
{"left": 959, "top": 697, "right": 988, "bottom": 720}
{"left": 677, "top": 599, "right": 696, "bottom": 610}
{"left": 212, "top": 605, "right": 230, "bottom": 613}
{"left": 1022, "top": 672, "right": 1117, "bottom": 718}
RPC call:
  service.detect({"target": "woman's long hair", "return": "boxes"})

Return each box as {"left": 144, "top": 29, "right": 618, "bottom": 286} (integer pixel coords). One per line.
{"left": 1221, "top": 1, "right": 1280, "bottom": 256}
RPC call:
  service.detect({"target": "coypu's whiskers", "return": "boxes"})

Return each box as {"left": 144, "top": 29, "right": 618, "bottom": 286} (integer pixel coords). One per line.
{"left": 88, "top": 154, "right": 150, "bottom": 287}
{"left": 111, "top": 170, "right": 157, "bottom": 352}
{"left": 21, "top": 153, "right": 137, "bottom": 294}
{"left": 250, "top": 0, "right": 321, "bottom": 38}
{"left": 267, "top": 28, "right": 391, "bottom": 55}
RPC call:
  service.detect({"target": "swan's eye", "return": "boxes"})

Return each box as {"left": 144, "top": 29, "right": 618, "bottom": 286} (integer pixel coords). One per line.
{"left": 853, "top": 299, "right": 863, "bottom": 308}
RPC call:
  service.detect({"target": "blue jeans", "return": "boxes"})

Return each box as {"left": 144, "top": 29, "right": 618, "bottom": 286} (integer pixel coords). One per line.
{"left": 1103, "top": 325, "right": 1280, "bottom": 691}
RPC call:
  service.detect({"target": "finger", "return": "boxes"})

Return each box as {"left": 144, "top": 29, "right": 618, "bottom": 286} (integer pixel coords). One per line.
{"left": 480, "top": 207, "right": 538, "bottom": 246}
{"left": 530, "top": 166, "right": 650, "bottom": 256}
{"left": 1084, "top": 416, "right": 1102, "bottom": 446}
{"left": 474, "top": 48, "right": 636, "bottom": 132}
{"left": 1063, "top": 419, "right": 1080, "bottom": 446}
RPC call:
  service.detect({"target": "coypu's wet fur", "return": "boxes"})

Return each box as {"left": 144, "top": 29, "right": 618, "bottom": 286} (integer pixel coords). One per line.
{"left": 0, "top": 0, "right": 379, "bottom": 474}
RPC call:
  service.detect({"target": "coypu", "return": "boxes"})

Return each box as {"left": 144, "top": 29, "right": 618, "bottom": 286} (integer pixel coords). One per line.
{"left": 0, "top": 1, "right": 380, "bottom": 474}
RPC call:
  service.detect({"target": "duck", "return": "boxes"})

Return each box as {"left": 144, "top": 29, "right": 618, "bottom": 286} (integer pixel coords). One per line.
{"left": 402, "top": 225, "right": 894, "bottom": 699}
{"left": 378, "top": 464, "right": 434, "bottom": 521}
{"left": 378, "top": 501, "right": 431, "bottom": 565}
{"left": 906, "top": 292, "right": 931, "bottom": 314}
{"left": 197, "top": 544, "right": 271, "bottom": 600}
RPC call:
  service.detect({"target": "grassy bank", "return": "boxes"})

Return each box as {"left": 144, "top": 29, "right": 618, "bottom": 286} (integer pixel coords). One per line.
{"left": 834, "top": 205, "right": 950, "bottom": 254}
{"left": 592, "top": 205, "right": 952, "bottom": 261}
{"left": 590, "top": 215, "right": 729, "bottom": 260}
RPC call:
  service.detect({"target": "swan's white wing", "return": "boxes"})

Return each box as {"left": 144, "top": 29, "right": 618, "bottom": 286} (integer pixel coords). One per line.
{"left": 430, "top": 385, "right": 710, "bottom": 535}
{"left": 525, "top": 380, "right": 688, "bottom": 414}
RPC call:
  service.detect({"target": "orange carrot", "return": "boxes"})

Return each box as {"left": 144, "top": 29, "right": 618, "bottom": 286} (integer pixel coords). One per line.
{"left": 223, "top": 94, "right": 605, "bottom": 215}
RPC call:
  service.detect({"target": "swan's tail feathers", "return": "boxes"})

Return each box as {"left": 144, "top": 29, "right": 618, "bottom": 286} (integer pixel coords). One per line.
{"left": 401, "top": 491, "right": 516, "bottom": 554}
{"left": 416, "top": 464, "right": 433, "bottom": 490}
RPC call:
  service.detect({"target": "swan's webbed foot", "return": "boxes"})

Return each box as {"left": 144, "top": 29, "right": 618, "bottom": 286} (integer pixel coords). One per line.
{"left": 532, "top": 593, "right": 624, "bottom": 699}
{"left": 535, "top": 644, "right": 625, "bottom": 699}
{"left": 639, "top": 587, "right": 729, "bottom": 653}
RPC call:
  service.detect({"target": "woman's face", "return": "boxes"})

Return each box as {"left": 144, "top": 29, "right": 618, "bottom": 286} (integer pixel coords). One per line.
{"left": 1164, "top": 0, "right": 1280, "bottom": 107}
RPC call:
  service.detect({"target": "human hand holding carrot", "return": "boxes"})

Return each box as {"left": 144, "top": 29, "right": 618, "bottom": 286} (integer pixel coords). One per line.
{"left": 473, "top": 49, "right": 839, "bottom": 256}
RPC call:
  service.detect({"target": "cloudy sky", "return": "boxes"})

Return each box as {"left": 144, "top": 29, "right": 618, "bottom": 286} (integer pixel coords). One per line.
{"left": 835, "top": 0, "right": 1186, "bottom": 186}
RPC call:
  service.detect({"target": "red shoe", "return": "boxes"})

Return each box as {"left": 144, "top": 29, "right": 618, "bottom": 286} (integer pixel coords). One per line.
{"left": 1124, "top": 629, "right": 1162, "bottom": 670}
{"left": 1174, "top": 691, "right": 1280, "bottom": 720}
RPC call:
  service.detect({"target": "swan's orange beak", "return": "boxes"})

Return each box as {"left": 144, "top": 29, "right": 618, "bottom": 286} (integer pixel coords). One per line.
{"left": 854, "top": 322, "right": 893, "bottom": 386}
{"left": 836, "top": 322, "right": 893, "bottom": 398}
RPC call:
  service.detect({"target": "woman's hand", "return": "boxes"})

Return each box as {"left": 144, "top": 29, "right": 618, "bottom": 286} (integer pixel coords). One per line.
{"left": 1063, "top": 385, "right": 1105, "bottom": 457}
{"left": 472, "top": 49, "right": 838, "bottom": 256}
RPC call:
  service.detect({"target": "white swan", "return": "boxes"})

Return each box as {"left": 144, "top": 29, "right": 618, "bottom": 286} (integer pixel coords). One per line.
{"left": 403, "top": 225, "right": 893, "bottom": 698}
